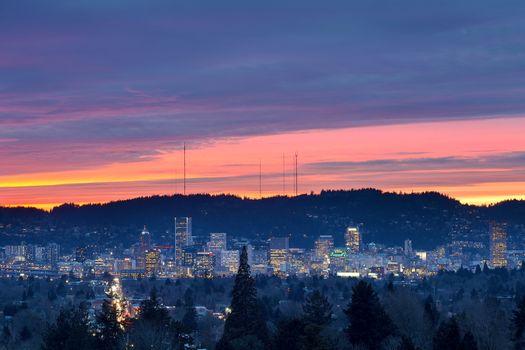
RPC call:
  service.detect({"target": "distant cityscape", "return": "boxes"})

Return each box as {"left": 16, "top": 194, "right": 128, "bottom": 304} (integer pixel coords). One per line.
{"left": 0, "top": 216, "right": 519, "bottom": 281}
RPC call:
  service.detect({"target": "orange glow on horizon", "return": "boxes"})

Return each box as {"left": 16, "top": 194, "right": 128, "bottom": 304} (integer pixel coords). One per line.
{"left": 2, "top": 116, "right": 525, "bottom": 209}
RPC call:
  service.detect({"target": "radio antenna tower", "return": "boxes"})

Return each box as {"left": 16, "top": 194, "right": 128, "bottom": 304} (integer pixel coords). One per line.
{"left": 294, "top": 152, "right": 298, "bottom": 196}
{"left": 282, "top": 153, "right": 285, "bottom": 196}
{"left": 259, "top": 159, "right": 262, "bottom": 198}
{"left": 183, "top": 143, "right": 186, "bottom": 196}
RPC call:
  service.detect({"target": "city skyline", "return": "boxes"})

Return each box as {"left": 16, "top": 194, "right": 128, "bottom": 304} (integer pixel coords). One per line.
{"left": 2, "top": 1, "right": 525, "bottom": 209}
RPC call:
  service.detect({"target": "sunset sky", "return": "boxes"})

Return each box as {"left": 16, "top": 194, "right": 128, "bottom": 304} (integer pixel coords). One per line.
{"left": 1, "top": 1, "right": 525, "bottom": 209}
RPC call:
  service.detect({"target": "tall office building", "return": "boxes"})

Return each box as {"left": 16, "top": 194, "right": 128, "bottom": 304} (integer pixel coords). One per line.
{"left": 144, "top": 249, "right": 161, "bottom": 277}
{"left": 490, "top": 222, "right": 507, "bottom": 268}
{"left": 45, "top": 243, "right": 61, "bottom": 268}
{"left": 175, "top": 217, "right": 192, "bottom": 266}
{"left": 345, "top": 227, "right": 361, "bottom": 253}
{"left": 404, "top": 239, "right": 413, "bottom": 257}
{"left": 137, "top": 225, "right": 152, "bottom": 269}
{"left": 315, "top": 235, "right": 334, "bottom": 261}
{"left": 220, "top": 249, "right": 240, "bottom": 275}
{"left": 288, "top": 248, "right": 307, "bottom": 275}
{"left": 207, "top": 232, "right": 227, "bottom": 252}
{"left": 194, "top": 251, "right": 214, "bottom": 278}
{"left": 269, "top": 237, "right": 289, "bottom": 275}
{"left": 329, "top": 248, "right": 348, "bottom": 274}
{"left": 251, "top": 248, "right": 269, "bottom": 275}
{"left": 140, "top": 226, "right": 152, "bottom": 254}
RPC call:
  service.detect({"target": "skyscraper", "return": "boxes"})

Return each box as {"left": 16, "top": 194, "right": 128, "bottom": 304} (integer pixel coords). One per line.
{"left": 137, "top": 225, "right": 151, "bottom": 269}
{"left": 220, "top": 250, "right": 240, "bottom": 275}
{"left": 269, "top": 236, "right": 289, "bottom": 275}
{"left": 144, "top": 249, "right": 161, "bottom": 277}
{"left": 175, "top": 217, "right": 192, "bottom": 266}
{"left": 207, "top": 232, "right": 227, "bottom": 252}
{"left": 345, "top": 227, "right": 361, "bottom": 253}
{"left": 45, "top": 243, "right": 60, "bottom": 268}
{"left": 194, "top": 251, "right": 214, "bottom": 278}
{"left": 490, "top": 222, "right": 507, "bottom": 268}
{"left": 315, "top": 235, "right": 334, "bottom": 261}
{"left": 404, "top": 239, "right": 413, "bottom": 257}
{"left": 140, "top": 226, "right": 151, "bottom": 254}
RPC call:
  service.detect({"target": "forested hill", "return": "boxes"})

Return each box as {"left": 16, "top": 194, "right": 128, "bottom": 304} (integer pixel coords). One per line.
{"left": 1, "top": 189, "right": 525, "bottom": 249}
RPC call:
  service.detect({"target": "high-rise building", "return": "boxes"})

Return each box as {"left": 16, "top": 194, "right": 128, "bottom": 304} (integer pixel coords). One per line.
{"left": 137, "top": 225, "right": 152, "bottom": 269}
{"left": 329, "top": 248, "right": 348, "bottom": 274}
{"left": 288, "top": 248, "right": 307, "bottom": 275}
{"left": 251, "top": 248, "right": 269, "bottom": 275}
{"left": 45, "top": 243, "right": 60, "bottom": 268}
{"left": 404, "top": 239, "right": 413, "bottom": 257}
{"left": 140, "top": 226, "right": 152, "bottom": 254}
{"left": 345, "top": 227, "right": 361, "bottom": 253}
{"left": 4, "top": 245, "right": 27, "bottom": 258}
{"left": 194, "top": 251, "right": 214, "bottom": 278}
{"left": 490, "top": 222, "right": 507, "bottom": 268}
{"left": 207, "top": 232, "right": 227, "bottom": 252}
{"left": 144, "top": 249, "right": 161, "bottom": 277}
{"left": 175, "top": 217, "right": 192, "bottom": 266}
{"left": 315, "top": 235, "right": 334, "bottom": 261}
{"left": 75, "top": 247, "right": 87, "bottom": 263}
{"left": 220, "top": 249, "right": 240, "bottom": 275}
{"left": 269, "top": 237, "right": 289, "bottom": 275}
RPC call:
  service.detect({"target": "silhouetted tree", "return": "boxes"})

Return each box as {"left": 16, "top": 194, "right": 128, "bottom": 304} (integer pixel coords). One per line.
{"left": 345, "top": 280, "right": 396, "bottom": 350}
{"left": 128, "top": 287, "right": 176, "bottom": 349}
{"left": 182, "top": 306, "right": 198, "bottom": 333}
{"left": 397, "top": 335, "right": 417, "bottom": 350}
{"left": 273, "top": 319, "right": 305, "bottom": 350}
{"left": 95, "top": 298, "right": 124, "bottom": 350}
{"left": 424, "top": 295, "right": 439, "bottom": 327}
{"left": 216, "top": 246, "right": 268, "bottom": 350}
{"left": 303, "top": 290, "right": 332, "bottom": 326}
{"left": 41, "top": 305, "right": 95, "bottom": 350}
{"left": 461, "top": 331, "right": 478, "bottom": 350}
{"left": 19, "top": 325, "right": 32, "bottom": 342}
{"left": 512, "top": 296, "right": 525, "bottom": 350}
{"left": 433, "top": 317, "right": 462, "bottom": 350}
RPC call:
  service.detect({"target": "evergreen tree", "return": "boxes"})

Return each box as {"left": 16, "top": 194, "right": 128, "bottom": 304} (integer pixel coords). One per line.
{"left": 424, "top": 295, "right": 439, "bottom": 327}
{"left": 345, "top": 280, "right": 396, "bottom": 350}
{"left": 216, "top": 246, "right": 268, "bottom": 350}
{"left": 182, "top": 287, "right": 198, "bottom": 332}
{"left": 482, "top": 262, "right": 490, "bottom": 274}
{"left": 95, "top": 298, "right": 124, "bottom": 350}
{"left": 137, "top": 287, "right": 170, "bottom": 324}
{"left": 397, "top": 335, "right": 417, "bottom": 350}
{"left": 128, "top": 287, "right": 176, "bottom": 350}
{"left": 512, "top": 296, "right": 525, "bottom": 350}
{"left": 182, "top": 306, "right": 198, "bottom": 332}
{"left": 303, "top": 290, "right": 333, "bottom": 326}
{"left": 461, "top": 331, "right": 478, "bottom": 350}
{"left": 0, "top": 325, "right": 11, "bottom": 348}
{"left": 273, "top": 319, "right": 305, "bottom": 350}
{"left": 19, "top": 325, "right": 32, "bottom": 342}
{"left": 433, "top": 317, "right": 462, "bottom": 350}
{"left": 41, "top": 305, "right": 95, "bottom": 350}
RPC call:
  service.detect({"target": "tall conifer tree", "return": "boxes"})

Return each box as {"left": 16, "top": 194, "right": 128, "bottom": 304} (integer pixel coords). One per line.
{"left": 345, "top": 280, "right": 396, "bottom": 350}
{"left": 216, "top": 246, "right": 268, "bottom": 350}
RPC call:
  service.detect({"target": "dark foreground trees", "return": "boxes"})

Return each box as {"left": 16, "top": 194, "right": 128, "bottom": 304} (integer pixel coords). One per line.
{"left": 433, "top": 316, "right": 478, "bottom": 350}
{"left": 216, "top": 246, "right": 268, "bottom": 350}
{"left": 41, "top": 288, "right": 194, "bottom": 350}
{"left": 41, "top": 304, "right": 95, "bottom": 350}
{"left": 95, "top": 298, "right": 124, "bottom": 350}
{"left": 128, "top": 287, "right": 193, "bottom": 350}
{"left": 303, "top": 290, "right": 333, "bottom": 326}
{"left": 345, "top": 280, "right": 396, "bottom": 350}
{"left": 512, "top": 296, "right": 525, "bottom": 350}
